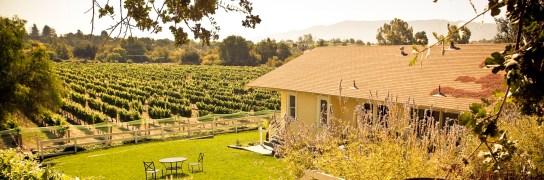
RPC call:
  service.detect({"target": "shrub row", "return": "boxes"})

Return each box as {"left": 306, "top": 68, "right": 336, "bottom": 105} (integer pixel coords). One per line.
{"left": 149, "top": 106, "right": 172, "bottom": 119}
{"left": 61, "top": 101, "right": 107, "bottom": 124}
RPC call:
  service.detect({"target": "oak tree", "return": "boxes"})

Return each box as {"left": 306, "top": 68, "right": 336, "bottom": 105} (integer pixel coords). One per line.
{"left": 376, "top": 18, "right": 414, "bottom": 45}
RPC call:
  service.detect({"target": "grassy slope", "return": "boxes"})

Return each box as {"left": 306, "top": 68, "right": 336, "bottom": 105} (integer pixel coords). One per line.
{"left": 45, "top": 131, "right": 287, "bottom": 179}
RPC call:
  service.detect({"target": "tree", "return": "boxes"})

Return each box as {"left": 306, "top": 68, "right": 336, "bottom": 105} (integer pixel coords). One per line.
{"left": 121, "top": 37, "right": 148, "bottom": 63}
{"left": 180, "top": 51, "right": 201, "bottom": 65}
{"left": 40, "top": 25, "right": 56, "bottom": 43}
{"left": 0, "top": 17, "right": 63, "bottom": 130}
{"left": 414, "top": 31, "right": 428, "bottom": 46}
{"left": 106, "top": 52, "right": 123, "bottom": 62}
{"left": 149, "top": 47, "right": 170, "bottom": 63}
{"left": 276, "top": 42, "right": 292, "bottom": 60}
{"left": 112, "top": 47, "right": 127, "bottom": 62}
{"left": 296, "top": 34, "right": 314, "bottom": 52}
{"left": 218, "top": 35, "right": 251, "bottom": 66}
{"left": 54, "top": 44, "right": 71, "bottom": 60}
{"left": 41, "top": 25, "right": 52, "bottom": 38}
{"left": 29, "top": 24, "right": 40, "bottom": 40}
{"left": 376, "top": 18, "right": 414, "bottom": 45}
{"left": 201, "top": 53, "right": 221, "bottom": 65}
{"left": 73, "top": 43, "right": 97, "bottom": 60}
{"left": 317, "top": 39, "right": 328, "bottom": 47}
{"left": 330, "top": 38, "right": 342, "bottom": 46}
{"left": 355, "top": 40, "right": 364, "bottom": 46}
{"left": 93, "top": 0, "right": 261, "bottom": 46}
{"left": 265, "top": 56, "right": 284, "bottom": 67}
{"left": 493, "top": 17, "right": 517, "bottom": 43}
{"left": 255, "top": 38, "right": 277, "bottom": 64}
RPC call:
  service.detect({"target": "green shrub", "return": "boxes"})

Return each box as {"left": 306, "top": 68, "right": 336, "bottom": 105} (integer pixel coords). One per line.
{"left": 149, "top": 106, "right": 171, "bottom": 119}
{"left": 0, "top": 149, "right": 69, "bottom": 179}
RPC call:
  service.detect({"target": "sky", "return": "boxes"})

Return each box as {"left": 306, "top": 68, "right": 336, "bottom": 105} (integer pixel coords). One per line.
{"left": 0, "top": 0, "right": 498, "bottom": 42}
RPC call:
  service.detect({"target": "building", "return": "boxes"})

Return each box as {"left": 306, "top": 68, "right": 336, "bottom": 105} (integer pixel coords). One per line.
{"left": 247, "top": 44, "right": 505, "bottom": 130}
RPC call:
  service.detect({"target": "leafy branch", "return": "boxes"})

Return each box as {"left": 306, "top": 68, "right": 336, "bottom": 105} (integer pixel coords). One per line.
{"left": 89, "top": 0, "right": 261, "bottom": 46}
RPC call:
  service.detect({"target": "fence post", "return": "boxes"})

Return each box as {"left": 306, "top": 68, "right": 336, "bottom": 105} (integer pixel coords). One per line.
{"left": 17, "top": 130, "right": 22, "bottom": 148}
{"left": 40, "top": 141, "right": 44, "bottom": 160}
{"left": 35, "top": 135, "right": 40, "bottom": 157}
{"left": 235, "top": 119, "right": 238, "bottom": 133}
{"left": 74, "top": 138, "right": 78, "bottom": 154}
{"left": 134, "top": 131, "right": 138, "bottom": 144}
{"left": 187, "top": 120, "right": 191, "bottom": 138}
{"left": 259, "top": 126, "right": 263, "bottom": 145}
{"left": 212, "top": 117, "right": 216, "bottom": 135}
{"left": 160, "top": 127, "right": 164, "bottom": 140}
{"left": 103, "top": 133, "right": 108, "bottom": 147}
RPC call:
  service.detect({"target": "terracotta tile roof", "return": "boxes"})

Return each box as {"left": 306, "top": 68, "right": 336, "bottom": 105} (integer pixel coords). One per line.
{"left": 247, "top": 44, "right": 507, "bottom": 112}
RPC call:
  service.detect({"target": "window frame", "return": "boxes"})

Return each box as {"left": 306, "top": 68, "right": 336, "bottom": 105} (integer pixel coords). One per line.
{"left": 316, "top": 95, "right": 330, "bottom": 127}
{"left": 287, "top": 92, "right": 298, "bottom": 121}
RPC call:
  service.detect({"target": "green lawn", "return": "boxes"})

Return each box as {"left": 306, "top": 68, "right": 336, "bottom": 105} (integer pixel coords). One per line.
{"left": 45, "top": 131, "right": 287, "bottom": 179}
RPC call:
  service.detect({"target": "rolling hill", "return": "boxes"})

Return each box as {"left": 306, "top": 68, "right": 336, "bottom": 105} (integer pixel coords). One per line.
{"left": 260, "top": 19, "right": 497, "bottom": 43}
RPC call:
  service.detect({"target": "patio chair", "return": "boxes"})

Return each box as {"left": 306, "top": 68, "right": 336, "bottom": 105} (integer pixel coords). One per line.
{"left": 144, "top": 161, "right": 162, "bottom": 179}
{"left": 188, "top": 153, "right": 204, "bottom": 173}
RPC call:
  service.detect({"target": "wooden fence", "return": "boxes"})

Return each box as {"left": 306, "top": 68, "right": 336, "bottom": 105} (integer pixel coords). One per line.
{"left": 36, "top": 115, "right": 272, "bottom": 159}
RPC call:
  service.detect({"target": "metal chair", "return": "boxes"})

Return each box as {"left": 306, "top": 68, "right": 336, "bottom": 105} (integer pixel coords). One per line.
{"left": 188, "top": 153, "right": 204, "bottom": 173}
{"left": 144, "top": 161, "right": 162, "bottom": 179}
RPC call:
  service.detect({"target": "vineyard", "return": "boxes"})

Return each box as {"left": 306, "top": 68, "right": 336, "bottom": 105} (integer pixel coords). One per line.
{"left": 54, "top": 63, "right": 280, "bottom": 125}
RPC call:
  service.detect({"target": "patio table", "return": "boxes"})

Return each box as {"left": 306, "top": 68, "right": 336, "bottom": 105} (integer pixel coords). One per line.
{"left": 159, "top": 157, "right": 187, "bottom": 175}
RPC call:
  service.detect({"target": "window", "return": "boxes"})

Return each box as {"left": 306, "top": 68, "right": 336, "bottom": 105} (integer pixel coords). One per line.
{"left": 289, "top": 95, "right": 296, "bottom": 119}
{"left": 364, "top": 103, "right": 373, "bottom": 114}
{"left": 319, "top": 100, "right": 328, "bottom": 126}
{"left": 317, "top": 96, "right": 330, "bottom": 127}
{"left": 443, "top": 112, "right": 459, "bottom": 127}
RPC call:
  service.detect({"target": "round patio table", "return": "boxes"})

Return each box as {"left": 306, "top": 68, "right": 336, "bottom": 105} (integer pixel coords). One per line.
{"left": 159, "top": 157, "right": 187, "bottom": 175}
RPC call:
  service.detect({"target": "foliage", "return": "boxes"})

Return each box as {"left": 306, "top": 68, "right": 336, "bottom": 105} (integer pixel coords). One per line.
{"left": 296, "top": 34, "right": 315, "bottom": 52}
{"left": 0, "top": 16, "right": 63, "bottom": 130}
{"left": 265, "top": 56, "right": 284, "bottom": 67}
{"left": 448, "top": 24, "right": 471, "bottom": 44}
{"left": 276, "top": 41, "right": 292, "bottom": 60}
{"left": 414, "top": 31, "right": 429, "bottom": 46}
{"left": 93, "top": 0, "right": 261, "bottom": 46}
{"left": 255, "top": 38, "right": 278, "bottom": 64}
{"left": 180, "top": 51, "right": 201, "bottom": 65}
{"left": 72, "top": 43, "right": 97, "bottom": 60}
{"left": 149, "top": 46, "right": 170, "bottom": 63}
{"left": 0, "top": 148, "right": 68, "bottom": 179}
{"left": 280, "top": 97, "right": 544, "bottom": 178}
{"left": 55, "top": 63, "right": 279, "bottom": 123}
{"left": 483, "top": 0, "right": 544, "bottom": 116}
{"left": 121, "top": 37, "right": 148, "bottom": 63}
{"left": 376, "top": 18, "right": 414, "bottom": 45}
{"left": 493, "top": 17, "right": 518, "bottom": 43}
{"left": 219, "top": 35, "right": 252, "bottom": 66}
{"left": 106, "top": 52, "right": 123, "bottom": 62}
{"left": 29, "top": 24, "right": 40, "bottom": 40}
{"left": 201, "top": 53, "right": 222, "bottom": 65}
{"left": 148, "top": 106, "right": 172, "bottom": 119}
{"left": 278, "top": 100, "right": 476, "bottom": 179}
{"left": 53, "top": 44, "right": 70, "bottom": 60}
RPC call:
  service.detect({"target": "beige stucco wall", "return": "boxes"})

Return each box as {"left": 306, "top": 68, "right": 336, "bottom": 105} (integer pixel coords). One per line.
{"left": 280, "top": 90, "right": 319, "bottom": 131}
{"left": 277, "top": 90, "right": 457, "bottom": 132}
{"left": 330, "top": 96, "right": 362, "bottom": 127}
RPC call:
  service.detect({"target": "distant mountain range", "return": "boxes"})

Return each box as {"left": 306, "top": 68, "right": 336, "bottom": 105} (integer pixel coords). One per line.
{"left": 260, "top": 19, "right": 497, "bottom": 43}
